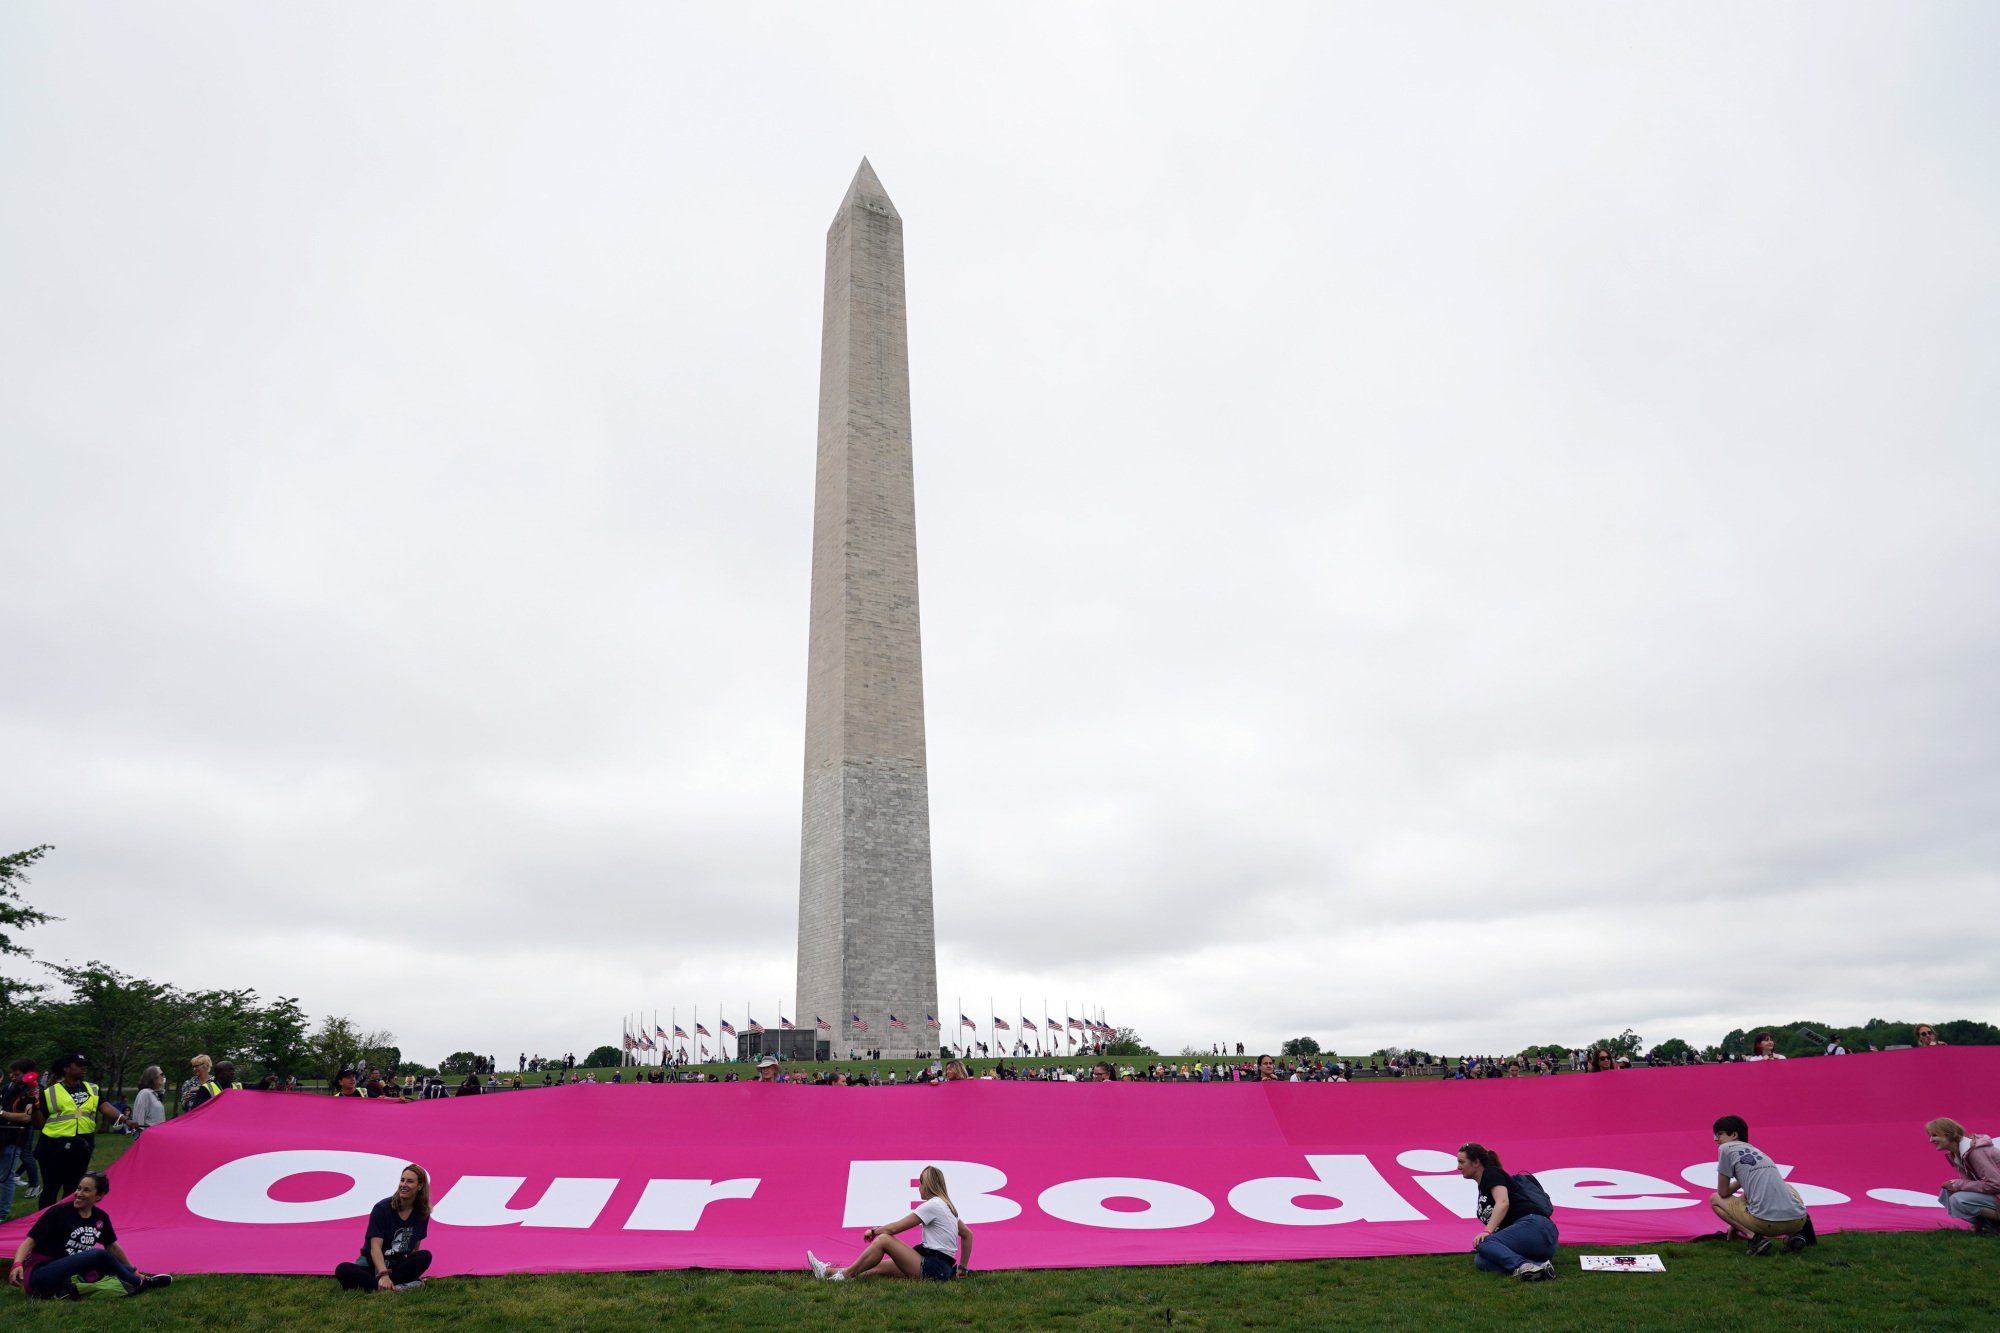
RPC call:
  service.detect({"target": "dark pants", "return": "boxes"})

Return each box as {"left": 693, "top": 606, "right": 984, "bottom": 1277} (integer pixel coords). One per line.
{"left": 26, "top": 1246, "right": 139, "bottom": 1298}
{"left": 36, "top": 1136, "right": 92, "bottom": 1204}
{"left": 334, "top": 1251, "right": 432, "bottom": 1290}
{"left": 1474, "top": 1214, "right": 1560, "bottom": 1272}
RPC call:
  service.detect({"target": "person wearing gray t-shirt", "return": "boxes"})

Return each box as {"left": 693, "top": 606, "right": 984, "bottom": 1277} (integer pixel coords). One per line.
{"left": 1708, "top": 1114, "right": 1815, "bottom": 1255}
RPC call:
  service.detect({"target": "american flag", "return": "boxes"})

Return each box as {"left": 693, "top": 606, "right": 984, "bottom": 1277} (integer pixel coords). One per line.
{"left": 720, "top": 1020, "right": 737, "bottom": 1038}
{"left": 1020, "top": 1017, "right": 1038, "bottom": 1032}
{"left": 961, "top": 1014, "right": 977, "bottom": 1029}
{"left": 673, "top": 1024, "right": 689, "bottom": 1040}
{"left": 1048, "top": 1016, "right": 1062, "bottom": 1030}
{"left": 992, "top": 1017, "right": 1011, "bottom": 1031}
{"left": 888, "top": 1015, "right": 908, "bottom": 1030}
{"left": 851, "top": 1014, "right": 869, "bottom": 1032}
{"left": 655, "top": 1024, "right": 667, "bottom": 1039}
{"left": 1068, "top": 1017, "right": 1084, "bottom": 1031}
{"left": 812, "top": 1017, "right": 830, "bottom": 1031}
{"left": 747, "top": 1018, "right": 764, "bottom": 1035}
{"left": 925, "top": 1015, "right": 941, "bottom": 1030}
{"left": 640, "top": 1035, "right": 654, "bottom": 1051}
{"left": 785, "top": 1017, "right": 801, "bottom": 1031}
{"left": 695, "top": 1023, "right": 712, "bottom": 1038}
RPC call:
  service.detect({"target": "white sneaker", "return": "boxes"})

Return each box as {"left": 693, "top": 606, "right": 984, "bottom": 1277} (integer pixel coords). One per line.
{"left": 807, "top": 1251, "right": 829, "bottom": 1280}
{"left": 393, "top": 1278, "right": 425, "bottom": 1292}
{"left": 1514, "top": 1260, "right": 1554, "bottom": 1282}
{"left": 828, "top": 1271, "right": 846, "bottom": 1281}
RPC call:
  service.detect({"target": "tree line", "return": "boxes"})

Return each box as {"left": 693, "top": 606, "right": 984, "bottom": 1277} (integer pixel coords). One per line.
{"left": 1, "top": 845, "right": 401, "bottom": 1095}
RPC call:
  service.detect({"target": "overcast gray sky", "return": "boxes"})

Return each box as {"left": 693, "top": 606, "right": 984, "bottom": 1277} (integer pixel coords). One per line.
{"left": 4, "top": 4, "right": 1995, "bottom": 1064}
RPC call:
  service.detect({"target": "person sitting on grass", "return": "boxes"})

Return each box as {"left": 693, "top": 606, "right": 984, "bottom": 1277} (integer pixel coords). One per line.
{"left": 1709, "top": 1114, "right": 1815, "bottom": 1254}
{"left": 7, "top": 1171, "right": 172, "bottom": 1299}
{"left": 1456, "top": 1142, "right": 1557, "bottom": 1281}
{"left": 808, "top": 1165, "right": 972, "bottom": 1283}
{"left": 1925, "top": 1116, "right": 2000, "bottom": 1234}
{"left": 333, "top": 1164, "right": 433, "bottom": 1293}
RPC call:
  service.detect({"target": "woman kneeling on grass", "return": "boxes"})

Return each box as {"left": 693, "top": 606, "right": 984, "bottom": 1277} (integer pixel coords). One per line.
{"left": 333, "top": 1164, "right": 433, "bottom": 1292}
{"left": 1457, "top": 1142, "right": 1558, "bottom": 1281}
{"left": 809, "top": 1165, "right": 972, "bottom": 1282}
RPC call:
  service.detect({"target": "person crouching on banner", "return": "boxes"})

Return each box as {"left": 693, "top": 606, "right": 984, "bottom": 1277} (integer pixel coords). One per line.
{"left": 1925, "top": 1117, "right": 2000, "bottom": 1233}
{"left": 1709, "top": 1115, "right": 1815, "bottom": 1253}
{"left": 334, "top": 1164, "right": 433, "bottom": 1292}
{"left": 1456, "top": 1143, "right": 1557, "bottom": 1281}
{"left": 808, "top": 1165, "right": 973, "bottom": 1282}
{"left": 8, "top": 1171, "right": 172, "bottom": 1299}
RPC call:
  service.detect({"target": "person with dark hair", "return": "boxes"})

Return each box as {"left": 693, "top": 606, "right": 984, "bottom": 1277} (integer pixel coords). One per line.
{"left": 32, "top": 1055, "right": 127, "bottom": 1204}
{"left": 1, "top": 1058, "right": 39, "bottom": 1215}
{"left": 1255, "top": 1054, "right": 1280, "bottom": 1081}
{"left": 333, "top": 1164, "right": 434, "bottom": 1292}
{"left": 1588, "top": 1049, "right": 1617, "bottom": 1073}
{"left": 1924, "top": 1117, "right": 2000, "bottom": 1233}
{"left": 1743, "top": 1033, "right": 1785, "bottom": 1062}
{"left": 331, "top": 1068, "right": 369, "bottom": 1098}
{"left": 1091, "top": 1062, "right": 1117, "bottom": 1082}
{"left": 1709, "top": 1115, "right": 1814, "bottom": 1253}
{"left": 808, "top": 1164, "right": 973, "bottom": 1282}
{"left": 1455, "top": 1142, "right": 1557, "bottom": 1280}
{"left": 7, "top": 1171, "right": 171, "bottom": 1298}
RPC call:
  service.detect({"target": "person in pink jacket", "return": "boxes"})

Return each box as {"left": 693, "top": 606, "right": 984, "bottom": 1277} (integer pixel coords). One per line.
{"left": 1926, "top": 1117, "right": 2000, "bottom": 1233}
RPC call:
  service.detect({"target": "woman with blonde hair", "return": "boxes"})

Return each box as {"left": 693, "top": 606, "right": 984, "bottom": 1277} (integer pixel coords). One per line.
{"left": 808, "top": 1165, "right": 973, "bottom": 1281}
{"left": 1925, "top": 1116, "right": 2000, "bottom": 1233}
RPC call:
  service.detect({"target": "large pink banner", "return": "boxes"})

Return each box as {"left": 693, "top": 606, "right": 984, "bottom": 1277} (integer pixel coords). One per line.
{"left": 5, "top": 1049, "right": 1993, "bottom": 1274}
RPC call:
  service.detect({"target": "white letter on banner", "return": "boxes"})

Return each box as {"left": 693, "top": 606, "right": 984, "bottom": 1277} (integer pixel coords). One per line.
{"left": 625, "top": 1179, "right": 760, "bottom": 1231}
{"left": 432, "top": 1176, "right": 619, "bottom": 1228}
{"left": 1537, "top": 1167, "right": 1698, "bottom": 1210}
{"left": 187, "top": 1150, "right": 405, "bottom": 1224}
{"left": 1397, "top": 1149, "right": 1478, "bottom": 1218}
{"left": 843, "top": 1161, "right": 1021, "bottom": 1227}
{"left": 1678, "top": 1162, "right": 1849, "bottom": 1206}
{"left": 1039, "top": 1177, "right": 1215, "bottom": 1230}
{"left": 1229, "top": 1155, "right": 1427, "bottom": 1226}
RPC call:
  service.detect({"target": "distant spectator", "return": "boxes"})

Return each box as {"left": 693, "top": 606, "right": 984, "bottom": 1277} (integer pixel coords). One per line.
{"left": 941, "top": 1061, "right": 968, "bottom": 1082}
{"left": 331, "top": 1068, "right": 368, "bottom": 1099}
{"left": 456, "top": 1074, "right": 482, "bottom": 1096}
{"left": 130, "top": 1067, "right": 167, "bottom": 1132}
{"left": 1744, "top": 1033, "right": 1785, "bottom": 1062}
{"left": 1915, "top": 1025, "right": 1946, "bottom": 1048}
{"left": 1924, "top": 1117, "right": 2000, "bottom": 1233}
{"left": 1091, "top": 1062, "right": 1117, "bottom": 1082}
{"left": 1255, "top": 1055, "right": 1280, "bottom": 1082}
{"left": 1708, "top": 1114, "right": 1814, "bottom": 1254}
{"left": 756, "top": 1056, "right": 782, "bottom": 1084}
{"left": 1824, "top": 1037, "right": 1849, "bottom": 1056}
{"left": 1589, "top": 1049, "right": 1617, "bottom": 1073}
{"left": 186, "top": 1061, "right": 239, "bottom": 1113}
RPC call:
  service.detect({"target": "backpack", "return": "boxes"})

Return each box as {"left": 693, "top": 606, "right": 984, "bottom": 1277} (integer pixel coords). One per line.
{"left": 1510, "top": 1172, "right": 1554, "bottom": 1218}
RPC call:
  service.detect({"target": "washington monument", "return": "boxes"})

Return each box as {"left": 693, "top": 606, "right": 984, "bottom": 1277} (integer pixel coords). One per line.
{"left": 794, "top": 160, "right": 939, "bottom": 1058}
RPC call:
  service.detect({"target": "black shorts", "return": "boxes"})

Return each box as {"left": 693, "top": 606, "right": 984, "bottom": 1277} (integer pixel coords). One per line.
{"left": 916, "top": 1247, "right": 956, "bottom": 1281}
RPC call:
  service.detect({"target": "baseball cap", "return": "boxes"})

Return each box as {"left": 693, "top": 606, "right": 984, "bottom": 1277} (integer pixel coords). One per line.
{"left": 756, "top": 1055, "right": 779, "bottom": 1068}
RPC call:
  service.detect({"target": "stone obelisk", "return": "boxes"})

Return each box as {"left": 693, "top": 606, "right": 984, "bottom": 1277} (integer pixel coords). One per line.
{"left": 795, "top": 159, "right": 939, "bottom": 1059}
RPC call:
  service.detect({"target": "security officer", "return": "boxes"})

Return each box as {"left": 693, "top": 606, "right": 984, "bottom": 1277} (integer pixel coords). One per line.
{"left": 33, "top": 1053, "right": 126, "bottom": 1203}
{"left": 330, "top": 1068, "right": 369, "bottom": 1098}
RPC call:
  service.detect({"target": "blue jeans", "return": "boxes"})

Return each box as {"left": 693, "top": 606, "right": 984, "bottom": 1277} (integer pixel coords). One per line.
{"left": 1474, "top": 1214, "right": 1559, "bottom": 1272}
{"left": 0, "top": 1142, "right": 22, "bottom": 1217}
{"left": 1942, "top": 1190, "right": 1997, "bottom": 1224}
{"left": 26, "top": 1246, "right": 140, "bottom": 1298}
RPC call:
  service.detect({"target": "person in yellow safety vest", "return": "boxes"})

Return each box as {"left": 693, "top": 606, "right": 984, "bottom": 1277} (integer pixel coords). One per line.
{"left": 331, "top": 1068, "right": 370, "bottom": 1098}
{"left": 184, "top": 1060, "right": 243, "bottom": 1113}
{"left": 32, "top": 1053, "right": 128, "bottom": 1203}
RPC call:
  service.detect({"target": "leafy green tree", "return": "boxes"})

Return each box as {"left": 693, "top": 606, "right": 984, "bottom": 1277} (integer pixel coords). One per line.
{"left": 37, "top": 960, "right": 186, "bottom": 1096}
{"left": 1103, "top": 1027, "right": 1156, "bottom": 1057}
{"left": 1937, "top": 1020, "right": 2000, "bottom": 1046}
{"left": 308, "top": 1015, "right": 363, "bottom": 1080}
{"left": 0, "top": 845, "right": 60, "bottom": 1013}
{"left": 1281, "top": 1036, "right": 1322, "bottom": 1058}
{"left": 585, "top": 1045, "right": 623, "bottom": 1068}
{"left": 1650, "top": 1038, "right": 1694, "bottom": 1063}
{"left": 441, "top": 1051, "right": 481, "bottom": 1075}
{"left": 252, "top": 996, "right": 311, "bottom": 1080}
{"left": 1593, "top": 1028, "right": 1643, "bottom": 1059}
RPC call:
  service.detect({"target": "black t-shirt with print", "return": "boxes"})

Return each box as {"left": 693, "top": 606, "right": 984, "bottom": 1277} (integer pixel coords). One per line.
{"left": 26, "top": 1202, "right": 117, "bottom": 1260}
{"left": 1476, "top": 1167, "right": 1523, "bottom": 1229}
{"left": 357, "top": 1198, "right": 429, "bottom": 1265}
{"left": 1, "top": 1079, "right": 34, "bottom": 1146}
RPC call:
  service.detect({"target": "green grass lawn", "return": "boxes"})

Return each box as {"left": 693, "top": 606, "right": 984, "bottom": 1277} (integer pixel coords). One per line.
{"left": 6, "top": 1130, "right": 1993, "bottom": 1329}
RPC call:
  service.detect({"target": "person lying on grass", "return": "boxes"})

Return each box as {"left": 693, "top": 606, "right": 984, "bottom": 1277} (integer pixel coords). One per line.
{"left": 808, "top": 1165, "right": 973, "bottom": 1282}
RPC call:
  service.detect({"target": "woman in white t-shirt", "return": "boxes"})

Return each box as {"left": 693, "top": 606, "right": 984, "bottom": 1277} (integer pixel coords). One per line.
{"left": 1743, "top": 1033, "right": 1786, "bottom": 1062}
{"left": 808, "top": 1165, "right": 973, "bottom": 1282}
